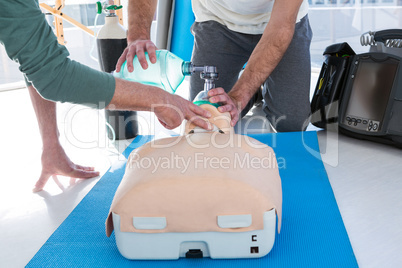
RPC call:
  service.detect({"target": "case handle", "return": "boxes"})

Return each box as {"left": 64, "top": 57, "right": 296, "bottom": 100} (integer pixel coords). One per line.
{"left": 374, "top": 29, "right": 402, "bottom": 43}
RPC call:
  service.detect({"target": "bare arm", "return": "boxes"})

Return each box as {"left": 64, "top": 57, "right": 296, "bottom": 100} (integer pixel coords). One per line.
{"left": 28, "top": 75, "right": 234, "bottom": 192}
{"left": 126, "top": 0, "right": 157, "bottom": 43}
{"left": 228, "top": 0, "right": 304, "bottom": 111}
{"left": 116, "top": 0, "right": 158, "bottom": 72}
{"left": 107, "top": 78, "right": 214, "bottom": 130}
{"left": 28, "top": 86, "right": 99, "bottom": 192}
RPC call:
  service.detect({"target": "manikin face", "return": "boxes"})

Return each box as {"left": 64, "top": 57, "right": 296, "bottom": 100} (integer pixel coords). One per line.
{"left": 185, "top": 104, "right": 234, "bottom": 135}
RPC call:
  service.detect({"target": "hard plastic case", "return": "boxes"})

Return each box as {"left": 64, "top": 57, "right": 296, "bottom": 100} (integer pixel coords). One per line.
{"left": 112, "top": 209, "right": 276, "bottom": 259}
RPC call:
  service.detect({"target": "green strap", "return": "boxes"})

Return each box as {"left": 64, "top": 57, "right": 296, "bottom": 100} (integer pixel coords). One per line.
{"left": 193, "top": 100, "right": 220, "bottom": 108}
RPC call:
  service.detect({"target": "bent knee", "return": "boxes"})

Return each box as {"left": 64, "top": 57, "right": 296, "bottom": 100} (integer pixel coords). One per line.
{"left": 267, "top": 110, "right": 311, "bottom": 132}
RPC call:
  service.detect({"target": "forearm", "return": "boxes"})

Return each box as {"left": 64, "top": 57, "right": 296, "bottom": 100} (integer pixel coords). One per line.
{"left": 28, "top": 89, "right": 100, "bottom": 193}
{"left": 107, "top": 78, "right": 167, "bottom": 111}
{"left": 108, "top": 78, "right": 213, "bottom": 131}
{"left": 27, "top": 85, "right": 60, "bottom": 148}
{"left": 127, "top": 0, "right": 158, "bottom": 42}
{"left": 229, "top": 24, "right": 295, "bottom": 109}
{"left": 229, "top": 0, "right": 303, "bottom": 110}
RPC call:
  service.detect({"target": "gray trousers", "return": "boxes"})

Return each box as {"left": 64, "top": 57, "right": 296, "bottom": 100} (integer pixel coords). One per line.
{"left": 190, "top": 15, "right": 313, "bottom": 132}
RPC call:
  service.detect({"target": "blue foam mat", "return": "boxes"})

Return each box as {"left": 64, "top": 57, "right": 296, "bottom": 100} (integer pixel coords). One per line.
{"left": 27, "top": 131, "right": 358, "bottom": 267}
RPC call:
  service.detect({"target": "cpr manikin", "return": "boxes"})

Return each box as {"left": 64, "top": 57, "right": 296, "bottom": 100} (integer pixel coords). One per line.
{"left": 106, "top": 104, "right": 282, "bottom": 260}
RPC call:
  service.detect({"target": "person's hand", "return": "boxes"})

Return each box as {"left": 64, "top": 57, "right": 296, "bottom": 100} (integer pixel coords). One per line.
{"left": 115, "top": 40, "right": 157, "bottom": 73}
{"left": 32, "top": 144, "right": 99, "bottom": 192}
{"left": 154, "top": 94, "right": 212, "bottom": 130}
{"left": 207, "top": 87, "right": 241, "bottom": 126}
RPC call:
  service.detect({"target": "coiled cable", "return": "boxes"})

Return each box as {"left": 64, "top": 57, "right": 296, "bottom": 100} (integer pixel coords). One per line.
{"left": 385, "top": 39, "right": 402, "bottom": 48}
{"left": 361, "top": 30, "right": 402, "bottom": 48}
{"left": 360, "top": 31, "right": 376, "bottom": 46}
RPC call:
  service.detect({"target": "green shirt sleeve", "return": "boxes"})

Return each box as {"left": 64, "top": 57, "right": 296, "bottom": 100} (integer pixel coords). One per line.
{"left": 0, "top": 0, "right": 115, "bottom": 108}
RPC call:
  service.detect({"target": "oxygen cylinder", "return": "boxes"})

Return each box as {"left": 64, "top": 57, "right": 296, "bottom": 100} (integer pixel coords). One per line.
{"left": 97, "top": 7, "right": 138, "bottom": 140}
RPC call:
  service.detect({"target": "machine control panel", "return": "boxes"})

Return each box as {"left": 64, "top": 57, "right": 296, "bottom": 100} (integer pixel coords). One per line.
{"left": 344, "top": 115, "right": 380, "bottom": 132}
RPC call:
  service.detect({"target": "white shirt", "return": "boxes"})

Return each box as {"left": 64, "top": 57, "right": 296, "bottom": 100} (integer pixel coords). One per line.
{"left": 192, "top": 0, "right": 309, "bottom": 35}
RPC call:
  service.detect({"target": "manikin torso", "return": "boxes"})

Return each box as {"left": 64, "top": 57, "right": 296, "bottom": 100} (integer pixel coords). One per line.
{"left": 106, "top": 104, "right": 282, "bottom": 236}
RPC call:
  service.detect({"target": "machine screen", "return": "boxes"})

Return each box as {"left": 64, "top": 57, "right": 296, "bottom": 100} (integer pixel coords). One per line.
{"left": 343, "top": 57, "right": 398, "bottom": 131}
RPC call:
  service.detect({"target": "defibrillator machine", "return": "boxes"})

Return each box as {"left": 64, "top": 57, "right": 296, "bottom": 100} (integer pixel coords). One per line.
{"left": 312, "top": 29, "right": 402, "bottom": 147}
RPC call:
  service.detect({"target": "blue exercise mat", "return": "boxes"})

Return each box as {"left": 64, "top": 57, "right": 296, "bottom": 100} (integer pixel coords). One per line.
{"left": 27, "top": 131, "right": 358, "bottom": 267}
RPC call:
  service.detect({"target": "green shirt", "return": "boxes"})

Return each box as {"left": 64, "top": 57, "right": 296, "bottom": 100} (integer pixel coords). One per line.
{"left": 0, "top": 0, "right": 115, "bottom": 108}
